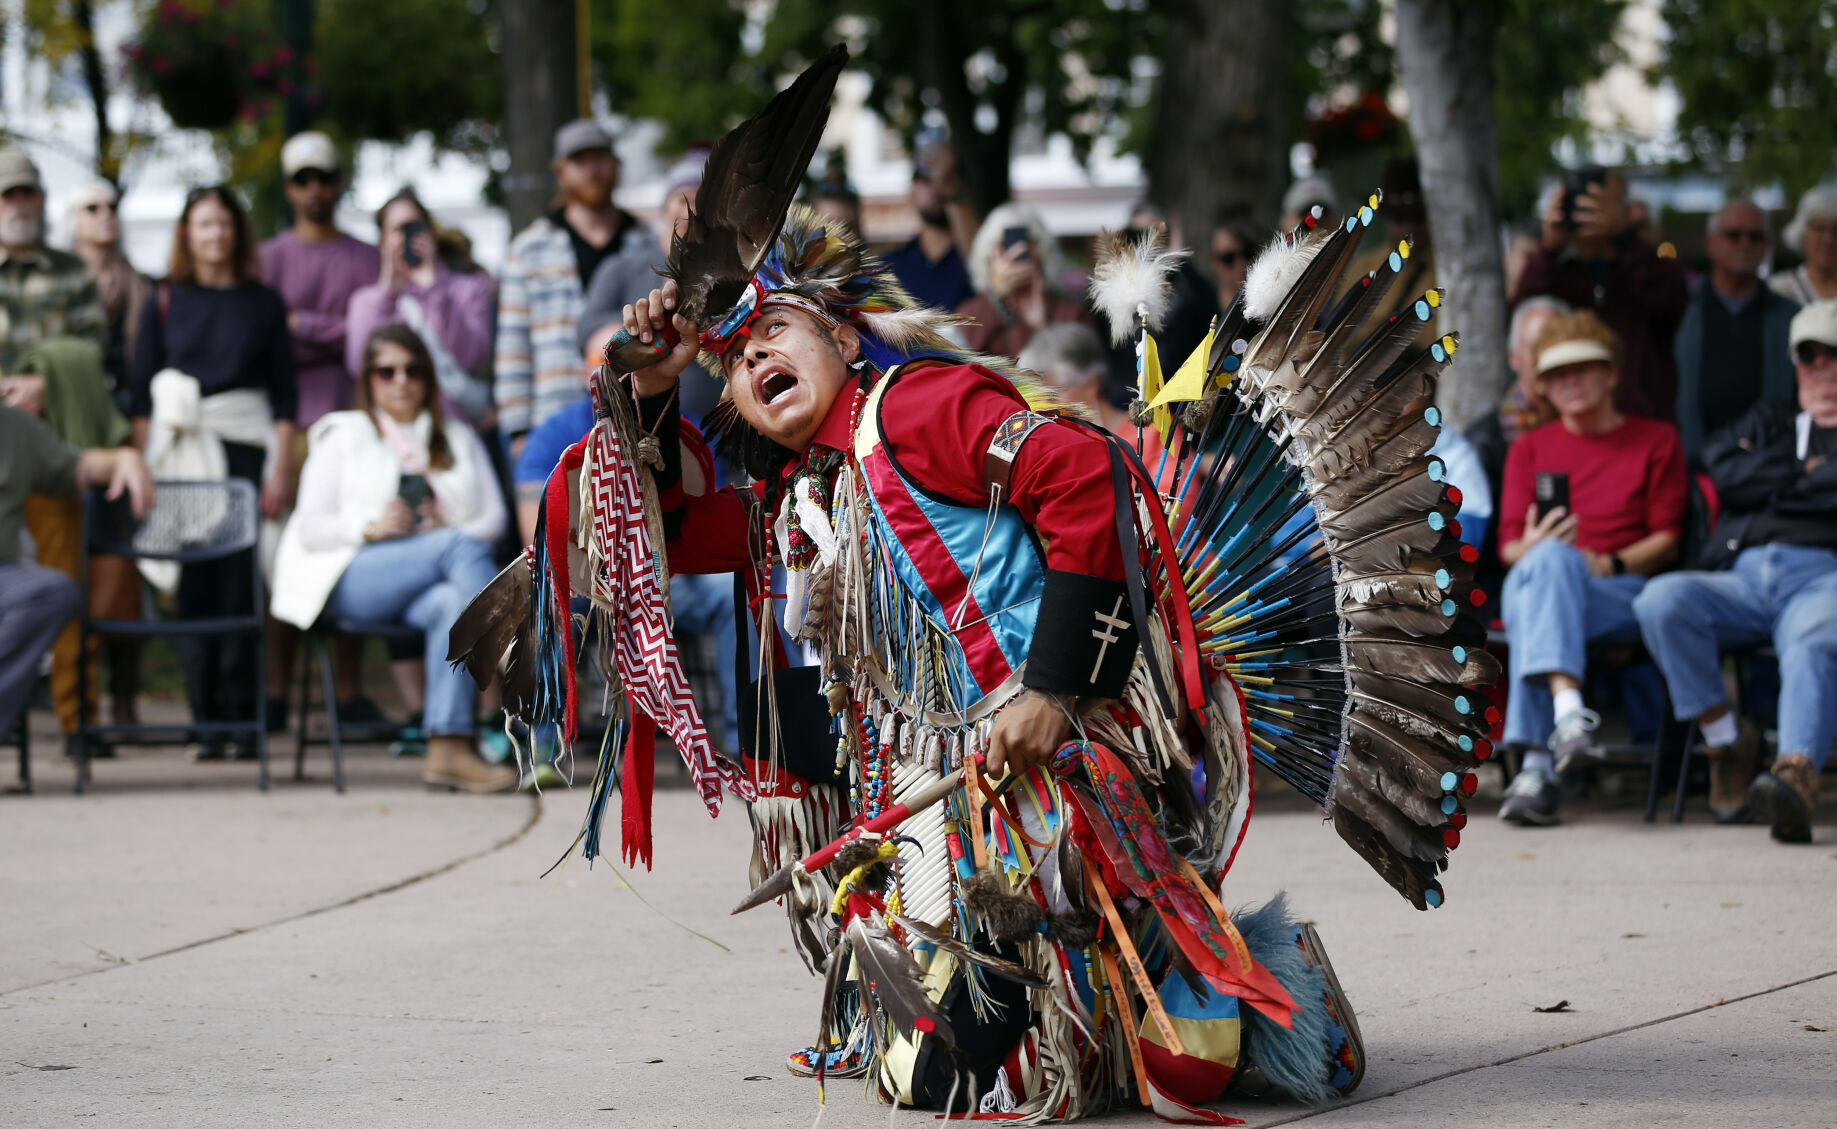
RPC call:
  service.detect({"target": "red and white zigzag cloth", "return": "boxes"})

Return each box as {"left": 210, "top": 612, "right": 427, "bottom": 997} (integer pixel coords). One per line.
{"left": 587, "top": 415, "right": 754, "bottom": 813}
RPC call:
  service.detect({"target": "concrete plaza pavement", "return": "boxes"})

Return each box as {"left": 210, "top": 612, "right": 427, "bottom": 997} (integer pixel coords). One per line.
{"left": 4, "top": 733, "right": 1834, "bottom": 1128}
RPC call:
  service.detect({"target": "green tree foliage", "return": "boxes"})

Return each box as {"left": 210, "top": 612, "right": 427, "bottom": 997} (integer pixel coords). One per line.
{"left": 588, "top": 0, "right": 757, "bottom": 152}
{"left": 1493, "top": 0, "right": 1628, "bottom": 216}
{"left": 756, "top": 0, "right": 1153, "bottom": 217}
{"left": 317, "top": 0, "right": 503, "bottom": 152}
{"left": 1656, "top": 0, "right": 1837, "bottom": 194}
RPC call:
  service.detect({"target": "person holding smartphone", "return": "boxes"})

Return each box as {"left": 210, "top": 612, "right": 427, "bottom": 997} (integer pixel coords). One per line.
{"left": 1511, "top": 165, "right": 1689, "bottom": 423}
{"left": 954, "top": 203, "right": 1094, "bottom": 360}
{"left": 1495, "top": 311, "right": 1687, "bottom": 825}
{"left": 344, "top": 189, "right": 497, "bottom": 431}
{"left": 271, "top": 325, "right": 512, "bottom": 792}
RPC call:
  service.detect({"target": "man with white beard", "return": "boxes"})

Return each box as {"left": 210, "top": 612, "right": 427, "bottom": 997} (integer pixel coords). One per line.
{"left": 0, "top": 149, "right": 105, "bottom": 400}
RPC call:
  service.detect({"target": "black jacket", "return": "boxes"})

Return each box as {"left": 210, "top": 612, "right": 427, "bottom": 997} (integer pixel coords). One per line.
{"left": 1697, "top": 400, "right": 1837, "bottom": 568}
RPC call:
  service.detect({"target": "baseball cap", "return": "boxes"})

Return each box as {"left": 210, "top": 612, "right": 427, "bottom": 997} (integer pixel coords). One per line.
{"left": 1282, "top": 176, "right": 1338, "bottom": 219}
{"left": 1789, "top": 299, "right": 1837, "bottom": 351}
{"left": 663, "top": 146, "right": 710, "bottom": 199}
{"left": 554, "top": 119, "right": 613, "bottom": 160}
{"left": 281, "top": 131, "right": 340, "bottom": 178}
{"left": 0, "top": 147, "right": 43, "bottom": 195}
{"left": 1535, "top": 338, "right": 1614, "bottom": 375}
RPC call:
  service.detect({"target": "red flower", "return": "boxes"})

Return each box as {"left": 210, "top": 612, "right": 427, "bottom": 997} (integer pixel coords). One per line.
{"left": 152, "top": 57, "right": 171, "bottom": 75}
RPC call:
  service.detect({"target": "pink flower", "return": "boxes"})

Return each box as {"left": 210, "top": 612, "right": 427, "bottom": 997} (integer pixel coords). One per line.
{"left": 152, "top": 57, "right": 171, "bottom": 75}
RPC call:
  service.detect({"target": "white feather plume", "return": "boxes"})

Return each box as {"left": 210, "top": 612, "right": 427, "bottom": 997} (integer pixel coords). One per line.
{"left": 1242, "top": 231, "right": 1328, "bottom": 322}
{"left": 1088, "top": 226, "right": 1186, "bottom": 346}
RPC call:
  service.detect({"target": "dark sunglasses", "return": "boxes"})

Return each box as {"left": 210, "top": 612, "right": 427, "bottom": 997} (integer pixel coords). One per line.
{"left": 369, "top": 363, "right": 431, "bottom": 382}
{"left": 290, "top": 168, "right": 338, "bottom": 188}
{"left": 1718, "top": 228, "right": 1767, "bottom": 244}
{"left": 1794, "top": 341, "right": 1837, "bottom": 367}
{"left": 84, "top": 201, "right": 116, "bottom": 214}
{"left": 1216, "top": 250, "right": 1244, "bottom": 267}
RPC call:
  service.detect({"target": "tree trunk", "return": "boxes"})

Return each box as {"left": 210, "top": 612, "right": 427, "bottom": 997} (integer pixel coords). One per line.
{"left": 917, "top": 2, "right": 1013, "bottom": 219}
{"left": 72, "top": 0, "right": 113, "bottom": 182}
{"left": 1149, "top": 0, "right": 1289, "bottom": 244}
{"left": 1393, "top": 0, "right": 1508, "bottom": 434}
{"left": 499, "top": 0, "right": 580, "bottom": 233}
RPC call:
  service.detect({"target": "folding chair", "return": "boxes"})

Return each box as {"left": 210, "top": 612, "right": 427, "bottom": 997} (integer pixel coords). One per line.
{"left": 73, "top": 481, "right": 268, "bottom": 792}
{"left": 8, "top": 706, "right": 27, "bottom": 793}
{"left": 292, "top": 618, "right": 422, "bottom": 793}
{"left": 1643, "top": 643, "right": 1777, "bottom": 823}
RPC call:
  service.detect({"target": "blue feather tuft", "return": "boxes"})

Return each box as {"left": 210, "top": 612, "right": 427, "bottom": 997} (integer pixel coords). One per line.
{"left": 1234, "top": 894, "right": 1336, "bottom": 1104}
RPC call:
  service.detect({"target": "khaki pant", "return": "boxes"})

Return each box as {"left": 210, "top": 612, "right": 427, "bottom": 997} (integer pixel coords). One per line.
{"left": 22, "top": 494, "right": 140, "bottom": 734}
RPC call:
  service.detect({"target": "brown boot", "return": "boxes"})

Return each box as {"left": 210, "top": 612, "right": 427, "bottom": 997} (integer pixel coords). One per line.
{"left": 1747, "top": 755, "right": 1819, "bottom": 844}
{"left": 1705, "top": 720, "right": 1758, "bottom": 824}
{"left": 422, "top": 735, "right": 517, "bottom": 793}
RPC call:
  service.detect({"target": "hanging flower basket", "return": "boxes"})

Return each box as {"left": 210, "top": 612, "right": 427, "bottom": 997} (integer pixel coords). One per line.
{"left": 123, "top": 0, "right": 285, "bottom": 132}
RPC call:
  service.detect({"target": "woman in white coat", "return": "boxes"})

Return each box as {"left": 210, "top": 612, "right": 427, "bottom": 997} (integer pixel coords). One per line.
{"left": 273, "top": 325, "right": 513, "bottom": 792}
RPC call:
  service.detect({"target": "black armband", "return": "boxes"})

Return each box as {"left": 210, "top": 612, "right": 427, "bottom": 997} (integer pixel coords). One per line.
{"left": 1024, "top": 570, "right": 1138, "bottom": 700}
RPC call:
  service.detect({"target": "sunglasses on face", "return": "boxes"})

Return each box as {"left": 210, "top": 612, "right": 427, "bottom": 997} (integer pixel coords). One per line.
{"left": 2, "top": 185, "right": 41, "bottom": 201}
{"left": 369, "top": 363, "right": 431, "bottom": 383}
{"left": 83, "top": 201, "right": 116, "bottom": 214}
{"left": 1795, "top": 341, "right": 1837, "bottom": 368}
{"left": 290, "top": 168, "right": 337, "bottom": 188}
{"left": 1718, "top": 228, "right": 1767, "bottom": 244}
{"left": 1216, "top": 249, "right": 1244, "bottom": 268}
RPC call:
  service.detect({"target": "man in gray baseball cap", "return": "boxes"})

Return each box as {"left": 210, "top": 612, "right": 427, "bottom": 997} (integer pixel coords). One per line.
{"left": 0, "top": 145, "right": 106, "bottom": 385}
{"left": 494, "top": 118, "right": 655, "bottom": 457}
{"left": 1634, "top": 298, "right": 1837, "bottom": 843}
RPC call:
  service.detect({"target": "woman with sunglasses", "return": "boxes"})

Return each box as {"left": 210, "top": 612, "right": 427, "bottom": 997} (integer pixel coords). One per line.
{"left": 67, "top": 180, "right": 151, "bottom": 411}
{"left": 1210, "top": 221, "right": 1257, "bottom": 315}
{"left": 272, "top": 325, "right": 512, "bottom": 792}
{"left": 129, "top": 185, "right": 297, "bottom": 759}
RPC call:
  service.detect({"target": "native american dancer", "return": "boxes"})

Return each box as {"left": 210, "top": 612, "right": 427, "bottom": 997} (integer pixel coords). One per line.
{"left": 450, "top": 45, "right": 1498, "bottom": 1123}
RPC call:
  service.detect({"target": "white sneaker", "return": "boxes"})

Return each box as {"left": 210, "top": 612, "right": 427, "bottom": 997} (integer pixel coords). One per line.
{"left": 1550, "top": 709, "right": 1602, "bottom": 774}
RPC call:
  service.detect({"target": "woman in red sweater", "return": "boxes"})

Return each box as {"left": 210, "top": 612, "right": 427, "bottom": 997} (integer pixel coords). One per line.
{"left": 1497, "top": 310, "right": 1687, "bottom": 825}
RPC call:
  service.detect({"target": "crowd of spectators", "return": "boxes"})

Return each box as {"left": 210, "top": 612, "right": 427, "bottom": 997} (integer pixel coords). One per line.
{"left": 0, "top": 126, "right": 1832, "bottom": 837}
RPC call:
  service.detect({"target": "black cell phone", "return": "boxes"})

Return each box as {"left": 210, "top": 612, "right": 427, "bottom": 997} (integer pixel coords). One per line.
{"left": 1535, "top": 472, "right": 1571, "bottom": 523}
{"left": 1001, "top": 224, "right": 1030, "bottom": 261}
{"left": 1560, "top": 165, "right": 1608, "bottom": 228}
{"left": 398, "top": 472, "right": 431, "bottom": 512}
{"left": 400, "top": 219, "right": 427, "bottom": 266}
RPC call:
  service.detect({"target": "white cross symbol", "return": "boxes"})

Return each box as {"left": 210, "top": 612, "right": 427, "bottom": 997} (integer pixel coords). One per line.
{"left": 1090, "top": 595, "right": 1130, "bottom": 682}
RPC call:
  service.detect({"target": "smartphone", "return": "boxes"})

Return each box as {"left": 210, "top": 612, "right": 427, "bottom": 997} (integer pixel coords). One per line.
{"left": 398, "top": 472, "right": 431, "bottom": 513}
{"left": 400, "top": 219, "right": 427, "bottom": 266}
{"left": 1535, "top": 472, "right": 1571, "bottom": 523}
{"left": 1559, "top": 165, "right": 1607, "bottom": 229}
{"left": 1002, "top": 224, "right": 1031, "bottom": 261}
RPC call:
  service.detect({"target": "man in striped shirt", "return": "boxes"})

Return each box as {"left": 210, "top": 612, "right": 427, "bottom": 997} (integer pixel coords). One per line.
{"left": 494, "top": 120, "right": 658, "bottom": 460}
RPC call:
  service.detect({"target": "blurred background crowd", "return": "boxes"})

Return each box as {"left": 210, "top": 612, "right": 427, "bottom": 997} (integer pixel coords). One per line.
{"left": 2, "top": 0, "right": 1834, "bottom": 838}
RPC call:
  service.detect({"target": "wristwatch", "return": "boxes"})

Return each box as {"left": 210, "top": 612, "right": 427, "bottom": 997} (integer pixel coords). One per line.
{"left": 1610, "top": 554, "right": 1626, "bottom": 575}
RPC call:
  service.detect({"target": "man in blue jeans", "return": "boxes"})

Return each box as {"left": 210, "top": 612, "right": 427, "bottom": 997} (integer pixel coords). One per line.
{"left": 1634, "top": 300, "right": 1837, "bottom": 842}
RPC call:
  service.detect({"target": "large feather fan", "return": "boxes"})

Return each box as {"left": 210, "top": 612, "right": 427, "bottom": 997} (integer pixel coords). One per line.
{"left": 1102, "top": 199, "right": 1501, "bottom": 909}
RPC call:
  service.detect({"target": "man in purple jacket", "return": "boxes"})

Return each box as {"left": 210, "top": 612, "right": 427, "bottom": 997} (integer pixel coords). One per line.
{"left": 259, "top": 131, "right": 379, "bottom": 429}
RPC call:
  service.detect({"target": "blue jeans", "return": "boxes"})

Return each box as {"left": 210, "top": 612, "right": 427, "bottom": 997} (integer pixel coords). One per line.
{"left": 325, "top": 528, "right": 498, "bottom": 737}
{"left": 1501, "top": 540, "right": 1647, "bottom": 749}
{"left": 1633, "top": 543, "right": 1837, "bottom": 769}
{"left": 671, "top": 572, "right": 738, "bottom": 754}
{"left": 0, "top": 561, "right": 79, "bottom": 739}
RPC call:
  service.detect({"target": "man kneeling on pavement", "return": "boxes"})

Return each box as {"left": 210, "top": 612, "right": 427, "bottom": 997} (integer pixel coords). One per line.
{"left": 1634, "top": 299, "right": 1837, "bottom": 843}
